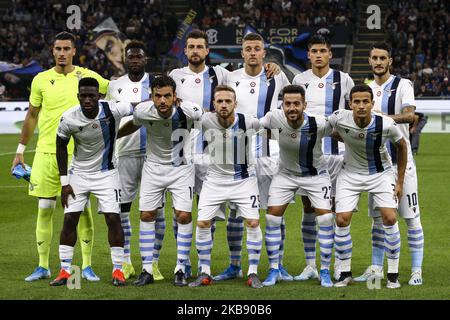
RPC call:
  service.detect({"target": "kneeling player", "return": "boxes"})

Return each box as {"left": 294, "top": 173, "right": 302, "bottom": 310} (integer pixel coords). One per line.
{"left": 50, "top": 78, "right": 134, "bottom": 286}
{"left": 189, "top": 85, "right": 264, "bottom": 289}
{"left": 260, "top": 85, "right": 335, "bottom": 287}
{"left": 328, "top": 84, "right": 407, "bottom": 289}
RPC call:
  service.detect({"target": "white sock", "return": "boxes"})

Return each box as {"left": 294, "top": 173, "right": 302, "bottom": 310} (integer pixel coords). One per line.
{"left": 246, "top": 225, "right": 262, "bottom": 276}
{"left": 111, "top": 246, "right": 124, "bottom": 272}
{"left": 175, "top": 221, "right": 192, "bottom": 273}
{"left": 302, "top": 211, "right": 317, "bottom": 267}
{"left": 139, "top": 220, "right": 155, "bottom": 274}
{"left": 317, "top": 213, "right": 334, "bottom": 271}
{"left": 265, "top": 215, "right": 282, "bottom": 269}
{"left": 196, "top": 226, "right": 212, "bottom": 275}
{"left": 153, "top": 207, "right": 166, "bottom": 263}
{"left": 60, "top": 245, "right": 74, "bottom": 272}
{"left": 384, "top": 222, "right": 401, "bottom": 274}
{"left": 334, "top": 224, "right": 352, "bottom": 273}
{"left": 120, "top": 210, "right": 132, "bottom": 264}
{"left": 227, "top": 210, "right": 243, "bottom": 266}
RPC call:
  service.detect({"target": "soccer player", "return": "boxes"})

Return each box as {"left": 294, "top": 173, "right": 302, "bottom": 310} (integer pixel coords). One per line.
{"left": 169, "top": 29, "right": 280, "bottom": 277}
{"left": 328, "top": 84, "right": 408, "bottom": 289}
{"left": 189, "top": 85, "right": 263, "bottom": 289}
{"left": 118, "top": 75, "right": 203, "bottom": 286}
{"left": 11, "top": 31, "right": 109, "bottom": 282}
{"left": 260, "top": 85, "right": 335, "bottom": 288}
{"left": 215, "top": 32, "right": 291, "bottom": 282}
{"left": 105, "top": 40, "right": 162, "bottom": 280}
{"left": 50, "top": 78, "right": 133, "bottom": 286}
{"left": 292, "top": 34, "right": 354, "bottom": 281}
{"left": 354, "top": 43, "right": 424, "bottom": 286}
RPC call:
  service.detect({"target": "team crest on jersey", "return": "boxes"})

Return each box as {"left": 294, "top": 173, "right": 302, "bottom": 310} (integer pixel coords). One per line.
{"left": 290, "top": 133, "right": 297, "bottom": 138}
{"left": 386, "top": 88, "right": 396, "bottom": 97}
{"left": 118, "top": 88, "right": 122, "bottom": 94}
{"left": 377, "top": 91, "right": 381, "bottom": 96}
{"left": 133, "top": 88, "right": 138, "bottom": 93}
{"left": 223, "top": 132, "right": 228, "bottom": 138}
{"left": 92, "top": 123, "right": 98, "bottom": 129}
{"left": 195, "top": 78, "right": 201, "bottom": 84}
{"left": 76, "top": 71, "right": 82, "bottom": 81}
{"left": 164, "top": 122, "right": 170, "bottom": 127}
{"left": 250, "top": 82, "right": 256, "bottom": 87}
{"left": 358, "top": 133, "right": 365, "bottom": 139}
{"left": 318, "top": 83, "right": 324, "bottom": 88}
{"left": 250, "top": 88, "right": 255, "bottom": 94}
{"left": 50, "top": 80, "right": 55, "bottom": 85}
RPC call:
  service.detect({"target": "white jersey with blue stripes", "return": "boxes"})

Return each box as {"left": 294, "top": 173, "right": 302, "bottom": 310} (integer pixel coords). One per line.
{"left": 369, "top": 75, "right": 415, "bottom": 163}
{"left": 133, "top": 100, "right": 203, "bottom": 166}
{"left": 57, "top": 100, "right": 133, "bottom": 173}
{"left": 292, "top": 68, "right": 354, "bottom": 155}
{"left": 169, "top": 65, "right": 229, "bottom": 110}
{"left": 106, "top": 73, "right": 152, "bottom": 157}
{"left": 327, "top": 110, "right": 403, "bottom": 175}
{"left": 260, "top": 109, "right": 331, "bottom": 176}
{"left": 202, "top": 112, "right": 260, "bottom": 181}
{"left": 227, "top": 68, "right": 290, "bottom": 118}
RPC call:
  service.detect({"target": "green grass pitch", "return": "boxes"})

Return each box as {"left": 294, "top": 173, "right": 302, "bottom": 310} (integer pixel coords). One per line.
{"left": 0, "top": 133, "right": 449, "bottom": 300}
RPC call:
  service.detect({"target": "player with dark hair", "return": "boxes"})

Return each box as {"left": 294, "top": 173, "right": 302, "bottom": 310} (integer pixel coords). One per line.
{"left": 12, "top": 31, "right": 109, "bottom": 283}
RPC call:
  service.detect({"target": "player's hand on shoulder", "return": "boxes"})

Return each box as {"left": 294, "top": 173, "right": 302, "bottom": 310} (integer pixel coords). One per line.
{"left": 264, "top": 62, "right": 281, "bottom": 78}
{"left": 61, "top": 184, "right": 75, "bottom": 208}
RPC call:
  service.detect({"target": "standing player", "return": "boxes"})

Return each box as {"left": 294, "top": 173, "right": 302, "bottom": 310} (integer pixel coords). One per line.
{"left": 189, "top": 85, "right": 263, "bottom": 289}
{"left": 216, "top": 32, "right": 291, "bottom": 282}
{"left": 354, "top": 43, "right": 424, "bottom": 286}
{"left": 328, "top": 84, "right": 408, "bottom": 289}
{"left": 292, "top": 34, "right": 354, "bottom": 281}
{"left": 50, "top": 78, "right": 133, "bottom": 286}
{"left": 105, "top": 40, "right": 164, "bottom": 280}
{"left": 169, "top": 29, "right": 280, "bottom": 277}
{"left": 260, "top": 85, "right": 335, "bottom": 288}
{"left": 11, "top": 32, "right": 109, "bottom": 282}
{"left": 118, "top": 75, "right": 203, "bottom": 286}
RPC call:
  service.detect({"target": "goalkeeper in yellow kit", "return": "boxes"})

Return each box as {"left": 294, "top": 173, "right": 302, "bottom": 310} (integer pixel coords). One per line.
{"left": 11, "top": 32, "right": 109, "bottom": 282}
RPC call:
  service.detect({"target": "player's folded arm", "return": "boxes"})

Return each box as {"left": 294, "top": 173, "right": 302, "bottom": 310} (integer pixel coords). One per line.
{"left": 117, "top": 119, "right": 141, "bottom": 138}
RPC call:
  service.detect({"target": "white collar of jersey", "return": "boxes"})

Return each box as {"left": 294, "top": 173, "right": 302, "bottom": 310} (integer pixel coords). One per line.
{"left": 310, "top": 68, "right": 333, "bottom": 80}
{"left": 241, "top": 67, "right": 265, "bottom": 79}
{"left": 126, "top": 72, "right": 148, "bottom": 83}
{"left": 351, "top": 112, "right": 376, "bottom": 129}
{"left": 371, "top": 74, "right": 395, "bottom": 89}
{"left": 184, "top": 65, "right": 208, "bottom": 75}
{"left": 215, "top": 112, "right": 239, "bottom": 129}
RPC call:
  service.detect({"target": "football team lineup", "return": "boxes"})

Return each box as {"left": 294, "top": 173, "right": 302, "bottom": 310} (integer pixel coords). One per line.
{"left": 2, "top": 28, "right": 449, "bottom": 300}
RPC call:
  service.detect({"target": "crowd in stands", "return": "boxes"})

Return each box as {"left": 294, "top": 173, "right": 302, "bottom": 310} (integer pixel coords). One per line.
{"left": 195, "top": 0, "right": 356, "bottom": 30}
{"left": 0, "top": 0, "right": 172, "bottom": 82}
{"left": 0, "top": 0, "right": 448, "bottom": 100}
{"left": 385, "top": 0, "right": 449, "bottom": 97}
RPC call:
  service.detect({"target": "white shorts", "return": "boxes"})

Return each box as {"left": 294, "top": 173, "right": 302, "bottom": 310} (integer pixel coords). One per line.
{"left": 193, "top": 154, "right": 209, "bottom": 194}
{"left": 117, "top": 155, "right": 145, "bottom": 203}
{"left": 335, "top": 169, "right": 397, "bottom": 214}
{"left": 139, "top": 162, "right": 194, "bottom": 212}
{"left": 369, "top": 163, "right": 420, "bottom": 219}
{"left": 268, "top": 171, "right": 332, "bottom": 210}
{"left": 295, "top": 155, "right": 343, "bottom": 198}
{"left": 66, "top": 169, "right": 121, "bottom": 214}
{"left": 198, "top": 176, "right": 260, "bottom": 221}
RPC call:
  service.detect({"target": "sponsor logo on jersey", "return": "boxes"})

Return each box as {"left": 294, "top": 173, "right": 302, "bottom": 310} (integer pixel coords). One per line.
{"left": 235, "top": 81, "right": 240, "bottom": 87}
{"left": 304, "top": 83, "right": 309, "bottom": 89}
{"left": 50, "top": 80, "right": 55, "bottom": 85}
{"left": 181, "top": 78, "right": 185, "bottom": 84}
{"left": 250, "top": 88, "right": 255, "bottom": 94}
{"left": 118, "top": 88, "right": 122, "bottom": 94}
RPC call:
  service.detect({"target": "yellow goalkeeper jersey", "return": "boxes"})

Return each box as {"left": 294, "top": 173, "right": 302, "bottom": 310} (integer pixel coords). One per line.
{"left": 29, "top": 66, "right": 109, "bottom": 153}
